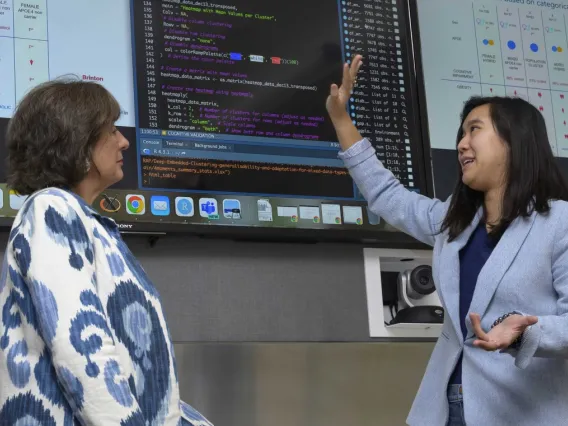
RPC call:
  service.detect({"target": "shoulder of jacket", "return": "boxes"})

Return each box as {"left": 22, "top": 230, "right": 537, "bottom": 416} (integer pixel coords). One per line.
{"left": 548, "top": 199, "right": 568, "bottom": 213}
{"left": 18, "top": 188, "right": 93, "bottom": 225}
{"left": 539, "top": 200, "right": 568, "bottom": 238}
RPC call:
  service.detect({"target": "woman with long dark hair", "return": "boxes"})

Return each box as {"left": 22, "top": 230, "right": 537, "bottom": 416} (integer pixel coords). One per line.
{"left": 328, "top": 55, "right": 568, "bottom": 425}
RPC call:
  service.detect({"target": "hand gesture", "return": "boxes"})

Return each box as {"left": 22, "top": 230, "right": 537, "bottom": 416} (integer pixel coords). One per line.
{"left": 470, "top": 313, "right": 538, "bottom": 351}
{"left": 326, "top": 54, "right": 364, "bottom": 122}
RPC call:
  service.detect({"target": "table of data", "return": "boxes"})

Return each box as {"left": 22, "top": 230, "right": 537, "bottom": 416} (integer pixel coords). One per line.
{"left": 420, "top": 0, "right": 568, "bottom": 156}
{"left": 0, "top": 0, "right": 49, "bottom": 117}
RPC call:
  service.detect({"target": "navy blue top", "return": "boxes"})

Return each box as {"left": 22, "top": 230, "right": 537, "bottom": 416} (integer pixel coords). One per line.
{"left": 449, "top": 221, "right": 496, "bottom": 385}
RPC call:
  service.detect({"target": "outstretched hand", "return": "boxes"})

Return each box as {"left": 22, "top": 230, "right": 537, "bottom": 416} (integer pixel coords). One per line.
{"left": 326, "top": 54, "right": 364, "bottom": 122}
{"left": 470, "top": 313, "right": 538, "bottom": 351}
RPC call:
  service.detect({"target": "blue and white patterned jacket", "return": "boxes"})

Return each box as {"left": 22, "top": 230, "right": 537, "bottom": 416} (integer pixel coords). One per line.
{"left": 0, "top": 188, "right": 213, "bottom": 425}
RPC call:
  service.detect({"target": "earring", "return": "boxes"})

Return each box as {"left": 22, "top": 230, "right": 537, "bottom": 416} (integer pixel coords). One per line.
{"left": 85, "top": 158, "right": 91, "bottom": 172}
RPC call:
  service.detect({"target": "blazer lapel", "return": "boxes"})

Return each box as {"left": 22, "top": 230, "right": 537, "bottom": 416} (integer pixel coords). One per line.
{"left": 466, "top": 211, "right": 537, "bottom": 327}
{"left": 438, "top": 209, "right": 483, "bottom": 341}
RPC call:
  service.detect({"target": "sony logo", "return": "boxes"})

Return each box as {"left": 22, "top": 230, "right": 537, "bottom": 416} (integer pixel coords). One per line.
{"left": 118, "top": 223, "right": 134, "bottom": 229}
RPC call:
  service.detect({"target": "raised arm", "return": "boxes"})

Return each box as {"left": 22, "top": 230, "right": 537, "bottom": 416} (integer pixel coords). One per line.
{"left": 7, "top": 192, "right": 144, "bottom": 424}
{"left": 326, "top": 55, "right": 448, "bottom": 245}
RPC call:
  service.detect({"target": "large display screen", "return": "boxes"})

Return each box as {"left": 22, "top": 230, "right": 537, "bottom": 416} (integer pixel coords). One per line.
{"left": 0, "top": 0, "right": 432, "bottom": 245}
{"left": 414, "top": 0, "right": 568, "bottom": 198}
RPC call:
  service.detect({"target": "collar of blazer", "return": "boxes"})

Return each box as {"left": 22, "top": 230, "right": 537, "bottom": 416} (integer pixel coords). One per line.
{"left": 437, "top": 207, "right": 538, "bottom": 342}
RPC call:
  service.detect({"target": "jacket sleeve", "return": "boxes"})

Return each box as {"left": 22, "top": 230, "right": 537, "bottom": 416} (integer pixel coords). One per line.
{"left": 513, "top": 209, "right": 568, "bottom": 368}
{"left": 10, "top": 192, "right": 145, "bottom": 424}
{"left": 338, "top": 138, "right": 449, "bottom": 246}
{"left": 180, "top": 400, "right": 214, "bottom": 425}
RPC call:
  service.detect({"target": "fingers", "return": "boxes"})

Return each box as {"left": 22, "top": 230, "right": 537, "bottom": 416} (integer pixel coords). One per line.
{"left": 470, "top": 313, "right": 497, "bottom": 351}
{"left": 329, "top": 83, "right": 339, "bottom": 98}
{"left": 473, "top": 339, "right": 500, "bottom": 351}
{"left": 341, "top": 63, "right": 352, "bottom": 93}
{"left": 340, "top": 55, "right": 364, "bottom": 93}
{"left": 470, "top": 314, "right": 537, "bottom": 352}
{"left": 350, "top": 54, "right": 364, "bottom": 80}
{"left": 470, "top": 313, "right": 490, "bottom": 341}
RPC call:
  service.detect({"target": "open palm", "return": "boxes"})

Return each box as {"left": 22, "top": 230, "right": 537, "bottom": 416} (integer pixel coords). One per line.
{"left": 326, "top": 54, "right": 364, "bottom": 122}
{"left": 470, "top": 313, "right": 538, "bottom": 351}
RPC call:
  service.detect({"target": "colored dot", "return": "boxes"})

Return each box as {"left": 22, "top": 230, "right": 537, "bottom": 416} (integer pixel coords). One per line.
{"left": 559, "top": 47, "right": 563, "bottom": 52}
{"left": 553, "top": 46, "right": 558, "bottom": 52}
{"left": 530, "top": 43, "right": 539, "bottom": 52}
{"left": 507, "top": 40, "right": 516, "bottom": 50}
{"left": 344, "top": 30, "right": 348, "bottom": 34}
{"left": 346, "top": 45, "right": 350, "bottom": 49}
{"left": 489, "top": 39, "right": 494, "bottom": 46}
{"left": 343, "top": 8, "right": 346, "bottom": 12}
{"left": 483, "top": 39, "right": 489, "bottom": 45}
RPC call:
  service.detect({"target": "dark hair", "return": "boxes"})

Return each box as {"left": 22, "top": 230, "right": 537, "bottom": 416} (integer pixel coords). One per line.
{"left": 440, "top": 96, "right": 568, "bottom": 241}
{"left": 6, "top": 77, "right": 121, "bottom": 195}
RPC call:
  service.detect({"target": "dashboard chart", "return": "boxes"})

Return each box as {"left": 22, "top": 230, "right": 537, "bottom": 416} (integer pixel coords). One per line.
{"left": 417, "top": 0, "right": 568, "bottom": 157}
{"left": 0, "top": 1, "right": 135, "bottom": 124}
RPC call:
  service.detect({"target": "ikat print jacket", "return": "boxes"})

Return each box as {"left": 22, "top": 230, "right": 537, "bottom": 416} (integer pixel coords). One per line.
{"left": 0, "top": 188, "right": 213, "bottom": 426}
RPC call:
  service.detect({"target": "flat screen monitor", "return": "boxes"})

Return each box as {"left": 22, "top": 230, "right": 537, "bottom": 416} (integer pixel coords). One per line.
{"left": 0, "top": 0, "right": 433, "bottom": 246}
{"left": 413, "top": 0, "right": 568, "bottom": 199}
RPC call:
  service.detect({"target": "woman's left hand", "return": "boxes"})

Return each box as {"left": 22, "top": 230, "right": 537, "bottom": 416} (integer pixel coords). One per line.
{"left": 470, "top": 313, "right": 538, "bottom": 351}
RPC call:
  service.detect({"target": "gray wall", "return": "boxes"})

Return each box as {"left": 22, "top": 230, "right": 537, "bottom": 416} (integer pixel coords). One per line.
{"left": 127, "top": 235, "right": 372, "bottom": 342}
{"left": 0, "top": 232, "right": 435, "bottom": 425}
{"left": 0, "top": 233, "right": 372, "bottom": 342}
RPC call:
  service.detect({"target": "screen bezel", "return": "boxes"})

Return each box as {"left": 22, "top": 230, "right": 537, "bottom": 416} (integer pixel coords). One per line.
{"left": 0, "top": 215, "right": 430, "bottom": 248}
{"left": 406, "top": 0, "right": 437, "bottom": 200}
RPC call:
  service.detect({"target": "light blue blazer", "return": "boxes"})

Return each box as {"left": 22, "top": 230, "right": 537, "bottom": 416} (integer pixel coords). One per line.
{"left": 340, "top": 139, "right": 568, "bottom": 426}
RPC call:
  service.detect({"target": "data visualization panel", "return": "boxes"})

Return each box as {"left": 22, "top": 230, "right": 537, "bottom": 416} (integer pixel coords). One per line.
{"left": 0, "top": 0, "right": 134, "bottom": 124}
{"left": 417, "top": 0, "right": 568, "bottom": 157}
